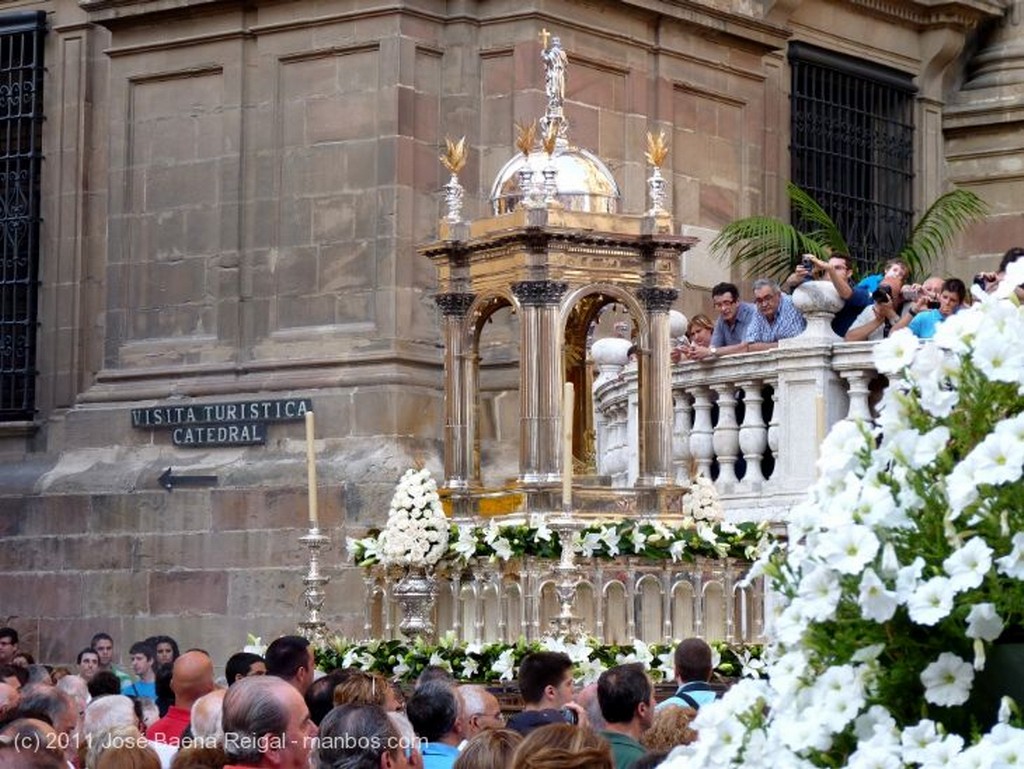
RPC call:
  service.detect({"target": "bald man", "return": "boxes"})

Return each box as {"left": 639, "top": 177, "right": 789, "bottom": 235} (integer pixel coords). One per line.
{"left": 146, "top": 650, "right": 216, "bottom": 745}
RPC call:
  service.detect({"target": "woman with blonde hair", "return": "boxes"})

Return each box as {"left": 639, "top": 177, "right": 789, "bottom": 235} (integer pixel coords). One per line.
{"left": 453, "top": 728, "right": 522, "bottom": 769}
{"left": 640, "top": 704, "right": 698, "bottom": 752}
{"left": 332, "top": 670, "right": 402, "bottom": 711}
{"left": 685, "top": 314, "right": 714, "bottom": 348}
{"left": 510, "top": 723, "right": 612, "bottom": 769}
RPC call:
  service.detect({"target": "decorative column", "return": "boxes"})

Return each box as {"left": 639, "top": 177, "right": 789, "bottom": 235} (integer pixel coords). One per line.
{"left": 435, "top": 292, "right": 476, "bottom": 489}
{"left": 512, "top": 280, "right": 567, "bottom": 483}
{"left": 637, "top": 286, "right": 678, "bottom": 485}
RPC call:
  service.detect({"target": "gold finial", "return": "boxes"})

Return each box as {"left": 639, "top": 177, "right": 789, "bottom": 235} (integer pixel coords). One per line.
{"left": 515, "top": 120, "right": 538, "bottom": 157}
{"left": 439, "top": 136, "right": 467, "bottom": 175}
{"left": 539, "top": 28, "right": 551, "bottom": 49}
{"left": 542, "top": 121, "right": 558, "bottom": 156}
{"left": 645, "top": 131, "right": 669, "bottom": 168}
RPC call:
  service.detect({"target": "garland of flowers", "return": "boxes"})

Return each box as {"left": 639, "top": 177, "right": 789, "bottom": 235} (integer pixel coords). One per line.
{"left": 314, "top": 633, "right": 764, "bottom": 685}
{"left": 349, "top": 516, "right": 774, "bottom": 569}
{"left": 664, "top": 291, "right": 1024, "bottom": 768}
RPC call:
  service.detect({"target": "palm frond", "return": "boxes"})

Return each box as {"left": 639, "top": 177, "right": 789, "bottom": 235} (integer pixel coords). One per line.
{"left": 787, "top": 182, "right": 849, "bottom": 256}
{"left": 710, "top": 216, "right": 828, "bottom": 281}
{"left": 898, "top": 190, "right": 988, "bottom": 277}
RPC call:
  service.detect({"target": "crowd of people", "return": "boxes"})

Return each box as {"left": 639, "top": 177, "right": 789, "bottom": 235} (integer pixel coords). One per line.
{"left": 669, "top": 246, "right": 1023, "bottom": 362}
{"left": 0, "top": 626, "right": 720, "bottom": 769}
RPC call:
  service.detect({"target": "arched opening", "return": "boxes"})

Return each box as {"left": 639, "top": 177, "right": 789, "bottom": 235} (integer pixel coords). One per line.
{"left": 471, "top": 295, "right": 520, "bottom": 488}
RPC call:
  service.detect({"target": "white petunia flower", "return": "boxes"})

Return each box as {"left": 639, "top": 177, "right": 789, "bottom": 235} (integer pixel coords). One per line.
{"left": 965, "top": 603, "right": 1005, "bottom": 642}
{"left": 907, "top": 576, "right": 955, "bottom": 625}
{"left": 796, "top": 565, "right": 842, "bottom": 622}
{"left": 859, "top": 568, "right": 898, "bottom": 622}
{"left": 998, "top": 533, "right": 1024, "bottom": 579}
{"left": 943, "top": 537, "right": 993, "bottom": 593}
{"left": 920, "top": 652, "right": 974, "bottom": 707}
{"left": 819, "top": 524, "right": 880, "bottom": 575}
{"left": 873, "top": 329, "right": 919, "bottom": 374}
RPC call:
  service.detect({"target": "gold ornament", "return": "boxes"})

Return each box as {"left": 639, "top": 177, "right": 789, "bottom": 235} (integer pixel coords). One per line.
{"left": 645, "top": 130, "right": 669, "bottom": 168}
{"left": 440, "top": 136, "right": 467, "bottom": 174}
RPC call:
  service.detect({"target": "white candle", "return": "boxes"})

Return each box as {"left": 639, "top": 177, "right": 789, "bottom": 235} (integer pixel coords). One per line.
{"left": 305, "top": 410, "right": 318, "bottom": 528}
{"left": 562, "top": 382, "right": 574, "bottom": 512}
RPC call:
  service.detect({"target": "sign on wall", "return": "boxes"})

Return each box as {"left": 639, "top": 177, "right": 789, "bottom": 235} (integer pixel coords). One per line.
{"left": 131, "top": 398, "right": 312, "bottom": 447}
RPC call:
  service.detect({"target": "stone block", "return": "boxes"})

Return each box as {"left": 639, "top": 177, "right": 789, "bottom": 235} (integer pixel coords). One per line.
{"left": 62, "top": 534, "right": 137, "bottom": 571}
{"left": 83, "top": 572, "right": 151, "bottom": 616}
{"left": 18, "top": 496, "right": 92, "bottom": 536}
{"left": 2, "top": 574, "right": 85, "bottom": 618}
{"left": 227, "top": 568, "right": 304, "bottom": 617}
{"left": 0, "top": 537, "right": 66, "bottom": 572}
{"left": 150, "top": 571, "right": 228, "bottom": 615}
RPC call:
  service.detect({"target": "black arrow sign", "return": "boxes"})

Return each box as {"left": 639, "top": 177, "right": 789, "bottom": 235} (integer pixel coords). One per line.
{"left": 159, "top": 467, "right": 219, "bottom": 492}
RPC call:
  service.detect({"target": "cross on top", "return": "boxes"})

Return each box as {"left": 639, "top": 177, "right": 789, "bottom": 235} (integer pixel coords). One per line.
{"left": 539, "top": 28, "right": 551, "bottom": 49}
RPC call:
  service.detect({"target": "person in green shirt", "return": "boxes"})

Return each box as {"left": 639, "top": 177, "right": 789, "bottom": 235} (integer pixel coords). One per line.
{"left": 597, "top": 663, "right": 656, "bottom": 769}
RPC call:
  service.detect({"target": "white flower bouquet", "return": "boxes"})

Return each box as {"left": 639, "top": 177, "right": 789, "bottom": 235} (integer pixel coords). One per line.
{"left": 666, "top": 295, "right": 1024, "bottom": 769}
{"left": 378, "top": 467, "right": 449, "bottom": 569}
{"left": 682, "top": 474, "right": 723, "bottom": 519}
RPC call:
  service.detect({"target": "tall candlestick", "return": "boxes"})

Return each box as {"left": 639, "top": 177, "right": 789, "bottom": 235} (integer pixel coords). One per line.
{"left": 562, "top": 382, "right": 574, "bottom": 512}
{"left": 305, "top": 410, "right": 318, "bottom": 527}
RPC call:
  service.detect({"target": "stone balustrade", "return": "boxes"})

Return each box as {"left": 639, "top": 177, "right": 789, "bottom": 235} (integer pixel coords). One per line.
{"left": 593, "top": 284, "right": 886, "bottom": 521}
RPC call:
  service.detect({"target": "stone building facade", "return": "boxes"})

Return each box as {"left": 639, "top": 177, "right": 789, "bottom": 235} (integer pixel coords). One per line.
{"left": 0, "top": 0, "right": 1020, "bottom": 667}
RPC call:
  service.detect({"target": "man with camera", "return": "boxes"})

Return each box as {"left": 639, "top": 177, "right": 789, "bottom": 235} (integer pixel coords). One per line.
{"left": 506, "top": 652, "right": 587, "bottom": 736}
{"left": 974, "top": 246, "right": 1024, "bottom": 302}
{"left": 783, "top": 252, "right": 871, "bottom": 336}
{"left": 845, "top": 275, "right": 943, "bottom": 342}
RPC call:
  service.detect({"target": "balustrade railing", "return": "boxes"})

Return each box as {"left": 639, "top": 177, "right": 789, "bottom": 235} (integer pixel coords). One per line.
{"left": 593, "top": 339, "right": 885, "bottom": 519}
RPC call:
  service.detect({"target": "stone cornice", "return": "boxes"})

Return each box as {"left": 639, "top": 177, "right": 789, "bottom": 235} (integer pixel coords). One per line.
{"left": 844, "top": 0, "right": 1008, "bottom": 29}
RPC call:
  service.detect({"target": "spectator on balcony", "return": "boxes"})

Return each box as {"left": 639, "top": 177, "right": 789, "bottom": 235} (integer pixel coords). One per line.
{"left": 742, "top": 279, "right": 806, "bottom": 351}
{"left": 974, "top": 246, "right": 1024, "bottom": 303}
{"left": 506, "top": 652, "right": 585, "bottom": 737}
{"left": 670, "top": 315, "right": 713, "bottom": 363}
{"left": 783, "top": 252, "right": 870, "bottom": 336}
{"left": 898, "top": 277, "right": 968, "bottom": 339}
{"left": 681, "top": 283, "right": 755, "bottom": 361}
{"left": 845, "top": 275, "right": 941, "bottom": 342}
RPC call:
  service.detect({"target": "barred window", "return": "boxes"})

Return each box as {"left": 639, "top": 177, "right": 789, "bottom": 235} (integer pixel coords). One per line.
{"left": 0, "top": 11, "right": 45, "bottom": 422}
{"left": 789, "top": 42, "right": 915, "bottom": 276}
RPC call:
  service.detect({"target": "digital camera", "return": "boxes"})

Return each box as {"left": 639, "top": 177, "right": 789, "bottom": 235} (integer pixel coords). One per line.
{"left": 871, "top": 284, "right": 893, "bottom": 303}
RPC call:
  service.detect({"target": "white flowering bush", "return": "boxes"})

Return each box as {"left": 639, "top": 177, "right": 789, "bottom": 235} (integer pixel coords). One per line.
{"left": 377, "top": 468, "right": 449, "bottom": 569}
{"left": 664, "top": 296, "right": 1024, "bottom": 769}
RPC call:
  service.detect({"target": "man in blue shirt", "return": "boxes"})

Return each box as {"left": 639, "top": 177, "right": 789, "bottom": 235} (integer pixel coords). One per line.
{"left": 905, "top": 278, "right": 967, "bottom": 339}
{"left": 406, "top": 679, "right": 465, "bottom": 769}
{"left": 743, "top": 279, "right": 806, "bottom": 350}
{"left": 784, "top": 253, "right": 871, "bottom": 336}
{"left": 657, "top": 637, "right": 718, "bottom": 711}
{"left": 121, "top": 640, "right": 157, "bottom": 700}
{"left": 682, "top": 282, "right": 756, "bottom": 360}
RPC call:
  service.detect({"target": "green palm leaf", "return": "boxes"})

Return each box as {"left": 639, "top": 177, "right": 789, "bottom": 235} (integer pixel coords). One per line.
{"left": 787, "top": 182, "right": 849, "bottom": 256}
{"left": 897, "top": 189, "right": 988, "bottom": 278}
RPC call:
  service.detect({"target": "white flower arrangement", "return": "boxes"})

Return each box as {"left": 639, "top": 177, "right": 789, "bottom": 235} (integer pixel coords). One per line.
{"left": 682, "top": 474, "right": 723, "bottom": 519}
{"left": 664, "top": 295, "right": 1024, "bottom": 769}
{"left": 376, "top": 467, "right": 449, "bottom": 569}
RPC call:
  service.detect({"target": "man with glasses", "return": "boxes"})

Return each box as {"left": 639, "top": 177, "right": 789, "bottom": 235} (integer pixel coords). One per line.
{"left": 744, "top": 279, "right": 806, "bottom": 351}
{"left": 458, "top": 685, "right": 504, "bottom": 740}
{"left": 784, "top": 252, "right": 871, "bottom": 336}
{"left": 682, "top": 282, "right": 756, "bottom": 361}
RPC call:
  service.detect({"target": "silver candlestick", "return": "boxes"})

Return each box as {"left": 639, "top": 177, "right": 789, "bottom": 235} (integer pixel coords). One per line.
{"left": 549, "top": 515, "right": 583, "bottom": 636}
{"left": 647, "top": 166, "right": 667, "bottom": 216}
{"left": 443, "top": 173, "right": 464, "bottom": 223}
{"left": 297, "top": 528, "right": 331, "bottom": 644}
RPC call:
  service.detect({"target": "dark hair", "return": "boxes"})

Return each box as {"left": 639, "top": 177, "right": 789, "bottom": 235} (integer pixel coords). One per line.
{"left": 517, "top": 652, "right": 572, "bottom": 705}
{"left": 87, "top": 670, "right": 122, "bottom": 698}
{"left": 942, "top": 277, "right": 967, "bottom": 303}
{"left": 0, "top": 629, "right": 18, "bottom": 645}
{"left": 90, "top": 633, "right": 113, "bottom": 647}
{"left": 597, "top": 663, "right": 651, "bottom": 725}
{"left": 828, "top": 253, "right": 853, "bottom": 270}
{"left": 674, "top": 638, "right": 712, "bottom": 682}
{"left": 998, "top": 246, "right": 1024, "bottom": 273}
{"left": 318, "top": 704, "right": 400, "bottom": 769}
{"left": 405, "top": 680, "right": 458, "bottom": 743}
{"left": 0, "top": 665, "right": 28, "bottom": 688}
{"left": 11, "top": 652, "right": 34, "bottom": 665}
{"left": 77, "top": 648, "right": 99, "bottom": 665}
{"left": 128, "top": 642, "right": 155, "bottom": 662}
{"left": 710, "top": 282, "right": 740, "bottom": 302}
{"left": 416, "top": 665, "right": 455, "bottom": 688}
{"left": 14, "top": 686, "right": 75, "bottom": 730}
{"left": 225, "top": 652, "right": 265, "bottom": 685}
{"left": 305, "top": 669, "right": 355, "bottom": 726}
{"left": 154, "top": 663, "right": 174, "bottom": 716}
{"left": 264, "top": 636, "right": 310, "bottom": 681}
{"left": 150, "top": 636, "right": 180, "bottom": 660}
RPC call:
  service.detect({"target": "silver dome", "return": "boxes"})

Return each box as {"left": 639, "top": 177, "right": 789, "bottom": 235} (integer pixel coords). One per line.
{"left": 490, "top": 146, "right": 620, "bottom": 215}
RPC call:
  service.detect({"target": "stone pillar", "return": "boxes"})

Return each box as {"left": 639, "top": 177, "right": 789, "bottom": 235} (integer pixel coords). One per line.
{"left": 512, "top": 280, "right": 567, "bottom": 483}
{"left": 637, "top": 286, "right": 678, "bottom": 485}
{"left": 435, "top": 292, "right": 476, "bottom": 489}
